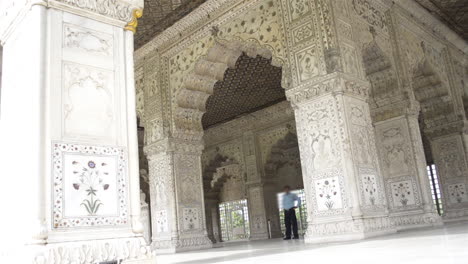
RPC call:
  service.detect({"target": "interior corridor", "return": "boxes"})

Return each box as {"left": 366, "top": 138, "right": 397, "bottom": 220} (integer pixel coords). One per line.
{"left": 157, "top": 221, "right": 468, "bottom": 264}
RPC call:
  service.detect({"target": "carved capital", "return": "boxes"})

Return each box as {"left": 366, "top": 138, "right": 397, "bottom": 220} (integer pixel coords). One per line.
{"left": 286, "top": 73, "right": 370, "bottom": 106}
{"left": 144, "top": 137, "right": 204, "bottom": 157}
{"left": 371, "top": 99, "right": 421, "bottom": 123}
{"left": 1, "top": 0, "right": 144, "bottom": 42}
{"left": 48, "top": 0, "right": 143, "bottom": 25}
{"left": 424, "top": 119, "right": 468, "bottom": 139}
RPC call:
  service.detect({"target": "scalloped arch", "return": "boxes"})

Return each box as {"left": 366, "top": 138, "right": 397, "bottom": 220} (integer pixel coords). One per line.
{"left": 174, "top": 38, "right": 289, "bottom": 137}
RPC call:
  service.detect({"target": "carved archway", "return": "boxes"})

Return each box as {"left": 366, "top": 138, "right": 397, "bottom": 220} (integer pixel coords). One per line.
{"left": 412, "top": 48, "right": 453, "bottom": 125}
{"left": 264, "top": 129, "right": 303, "bottom": 189}
{"left": 174, "top": 39, "right": 285, "bottom": 136}
{"left": 361, "top": 30, "right": 399, "bottom": 105}
{"left": 202, "top": 153, "right": 243, "bottom": 243}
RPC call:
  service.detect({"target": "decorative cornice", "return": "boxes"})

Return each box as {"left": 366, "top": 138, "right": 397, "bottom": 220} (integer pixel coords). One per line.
{"left": 391, "top": 0, "right": 468, "bottom": 54}
{"left": 134, "top": 0, "right": 256, "bottom": 61}
{"left": 371, "top": 99, "right": 420, "bottom": 123}
{"left": 0, "top": 0, "right": 144, "bottom": 43}
{"left": 49, "top": 0, "right": 143, "bottom": 23}
{"left": 424, "top": 119, "right": 468, "bottom": 139}
{"left": 33, "top": 237, "right": 153, "bottom": 264}
{"left": 144, "top": 137, "right": 204, "bottom": 156}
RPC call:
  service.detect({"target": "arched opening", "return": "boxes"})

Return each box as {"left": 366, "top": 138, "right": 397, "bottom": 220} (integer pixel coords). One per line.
{"left": 263, "top": 128, "right": 307, "bottom": 237}
{"left": 362, "top": 34, "right": 444, "bottom": 217}
{"left": 185, "top": 41, "right": 305, "bottom": 243}
{"left": 411, "top": 43, "right": 455, "bottom": 216}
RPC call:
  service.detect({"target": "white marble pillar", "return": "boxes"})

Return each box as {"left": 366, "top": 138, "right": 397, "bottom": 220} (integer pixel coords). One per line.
{"left": 372, "top": 102, "right": 442, "bottom": 229}
{"left": 140, "top": 191, "right": 152, "bottom": 244}
{"left": 287, "top": 74, "right": 395, "bottom": 243}
{"left": 246, "top": 184, "right": 270, "bottom": 240}
{"left": 145, "top": 138, "right": 212, "bottom": 253}
{"left": 0, "top": 1, "right": 154, "bottom": 262}
{"left": 204, "top": 197, "right": 221, "bottom": 243}
{"left": 429, "top": 126, "right": 468, "bottom": 220}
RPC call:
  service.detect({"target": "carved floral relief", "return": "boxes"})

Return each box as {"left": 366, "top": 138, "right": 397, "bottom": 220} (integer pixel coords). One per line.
{"left": 351, "top": 0, "right": 388, "bottom": 34}
{"left": 288, "top": 0, "right": 310, "bottom": 22}
{"left": 63, "top": 24, "right": 113, "bottom": 56}
{"left": 296, "top": 46, "right": 321, "bottom": 82}
{"left": 63, "top": 62, "right": 115, "bottom": 140}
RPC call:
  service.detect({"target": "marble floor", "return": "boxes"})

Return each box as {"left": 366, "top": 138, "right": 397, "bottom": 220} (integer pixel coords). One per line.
{"left": 156, "top": 221, "right": 468, "bottom": 264}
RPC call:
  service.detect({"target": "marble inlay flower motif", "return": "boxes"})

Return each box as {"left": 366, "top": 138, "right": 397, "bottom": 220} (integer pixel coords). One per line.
{"left": 448, "top": 184, "right": 467, "bottom": 204}
{"left": 316, "top": 178, "right": 339, "bottom": 210}
{"left": 71, "top": 160, "right": 111, "bottom": 215}
{"left": 52, "top": 142, "right": 128, "bottom": 228}
{"left": 391, "top": 181, "right": 414, "bottom": 206}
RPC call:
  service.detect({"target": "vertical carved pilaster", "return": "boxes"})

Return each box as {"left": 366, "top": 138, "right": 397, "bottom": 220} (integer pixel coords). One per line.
{"left": 429, "top": 125, "right": 468, "bottom": 220}
{"left": 144, "top": 138, "right": 212, "bottom": 252}
{"left": 287, "top": 74, "right": 394, "bottom": 243}
{"left": 372, "top": 101, "right": 442, "bottom": 229}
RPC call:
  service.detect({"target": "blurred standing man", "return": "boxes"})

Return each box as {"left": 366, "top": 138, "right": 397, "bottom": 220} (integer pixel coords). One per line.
{"left": 282, "top": 185, "right": 301, "bottom": 240}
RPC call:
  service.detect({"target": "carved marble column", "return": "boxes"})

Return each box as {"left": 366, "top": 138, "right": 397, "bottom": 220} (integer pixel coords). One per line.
{"left": 0, "top": 0, "right": 154, "bottom": 263}
{"left": 140, "top": 190, "right": 152, "bottom": 244}
{"left": 427, "top": 122, "right": 468, "bottom": 220}
{"left": 262, "top": 181, "right": 284, "bottom": 238}
{"left": 204, "top": 196, "right": 222, "bottom": 243}
{"left": 287, "top": 74, "right": 395, "bottom": 243}
{"left": 244, "top": 133, "right": 268, "bottom": 240}
{"left": 372, "top": 101, "right": 442, "bottom": 229}
{"left": 144, "top": 138, "right": 212, "bottom": 253}
{"left": 245, "top": 183, "right": 269, "bottom": 240}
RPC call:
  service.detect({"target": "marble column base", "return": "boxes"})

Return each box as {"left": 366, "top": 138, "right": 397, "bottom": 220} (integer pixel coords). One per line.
{"left": 152, "top": 235, "right": 212, "bottom": 253}
{"left": 391, "top": 211, "right": 443, "bottom": 231}
{"left": 443, "top": 208, "right": 468, "bottom": 222}
{"left": 25, "top": 237, "right": 155, "bottom": 264}
{"left": 304, "top": 216, "right": 396, "bottom": 244}
{"left": 250, "top": 232, "right": 270, "bottom": 240}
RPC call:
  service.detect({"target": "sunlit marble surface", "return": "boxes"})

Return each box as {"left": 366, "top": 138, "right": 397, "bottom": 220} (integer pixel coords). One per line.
{"left": 156, "top": 221, "right": 468, "bottom": 264}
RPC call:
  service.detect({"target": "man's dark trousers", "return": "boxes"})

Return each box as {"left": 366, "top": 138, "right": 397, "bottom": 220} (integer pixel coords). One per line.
{"left": 284, "top": 208, "right": 298, "bottom": 238}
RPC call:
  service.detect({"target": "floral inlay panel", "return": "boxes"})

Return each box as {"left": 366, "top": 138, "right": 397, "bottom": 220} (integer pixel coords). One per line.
{"left": 361, "top": 174, "right": 378, "bottom": 206}
{"left": 52, "top": 142, "right": 128, "bottom": 229}
{"left": 155, "top": 210, "right": 169, "bottom": 234}
{"left": 390, "top": 180, "right": 416, "bottom": 207}
{"left": 183, "top": 208, "right": 201, "bottom": 231}
{"left": 448, "top": 183, "right": 468, "bottom": 204}
{"left": 315, "top": 177, "right": 343, "bottom": 211}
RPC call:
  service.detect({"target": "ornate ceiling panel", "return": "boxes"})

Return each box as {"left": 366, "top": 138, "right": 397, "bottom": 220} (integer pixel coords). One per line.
{"left": 135, "top": 0, "right": 205, "bottom": 49}
{"left": 415, "top": 0, "right": 468, "bottom": 41}
{"left": 202, "top": 54, "right": 285, "bottom": 129}
{"left": 136, "top": 0, "right": 467, "bottom": 49}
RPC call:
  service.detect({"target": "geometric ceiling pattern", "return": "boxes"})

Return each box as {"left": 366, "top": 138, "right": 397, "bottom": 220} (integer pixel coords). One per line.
{"left": 415, "top": 0, "right": 468, "bottom": 41}
{"left": 135, "top": 0, "right": 206, "bottom": 49}
{"left": 202, "top": 54, "right": 285, "bottom": 129}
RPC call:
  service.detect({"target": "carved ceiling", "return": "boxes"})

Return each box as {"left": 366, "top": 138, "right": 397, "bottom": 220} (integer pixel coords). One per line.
{"left": 202, "top": 54, "right": 285, "bottom": 129}
{"left": 135, "top": 0, "right": 205, "bottom": 49}
{"left": 415, "top": 0, "right": 468, "bottom": 41}
{"left": 136, "top": 0, "right": 468, "bottom": 49}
